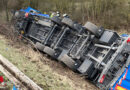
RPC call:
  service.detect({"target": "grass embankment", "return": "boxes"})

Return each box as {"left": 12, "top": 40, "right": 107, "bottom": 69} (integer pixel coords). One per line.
{"left": 0, "top": 35, "right": 75, "bottom": 90}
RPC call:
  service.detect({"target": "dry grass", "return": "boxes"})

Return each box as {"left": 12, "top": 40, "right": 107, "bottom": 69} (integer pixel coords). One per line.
{"left": 0, "top": 34, "right": 99, "bottom": 90}
{"left": 0, "top": 35, "right": 74, "bottom": 90}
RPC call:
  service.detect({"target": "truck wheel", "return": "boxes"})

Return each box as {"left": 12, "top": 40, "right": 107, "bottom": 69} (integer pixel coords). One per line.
{"left": 43, "top": 46, "right": 55, "bottom": 57}
{"left": 51, "top": 16, "right": 61, "bottom": 25}
{"left": 35, "top": 42, "right": 45, "bottom": 51}
{"left": 61, "top": 18, "right": 74, "bottom": 29}
{"left": 60, "top": 54, "right": 77, "bottom": 70}
{"left": 84, "top": 22, "right": 99, "bottom": 37}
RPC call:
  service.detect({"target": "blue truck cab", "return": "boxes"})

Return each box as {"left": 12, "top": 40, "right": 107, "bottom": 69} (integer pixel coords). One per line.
{"left": 110, "top": 34, "right": 130, "bottom": 90}
{"left": 19, "top": 7, "right": 49, "bottom": 18}
{"left": 14, "top": 7, "right": 49, "bottom": 19}
{"left": 110, "top": 65, "right": 130, "bottom": 90}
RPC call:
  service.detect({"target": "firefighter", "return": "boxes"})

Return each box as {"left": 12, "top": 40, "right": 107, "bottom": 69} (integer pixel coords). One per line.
{"left": 50, "top": 12, "right": 55, "bottom": 18}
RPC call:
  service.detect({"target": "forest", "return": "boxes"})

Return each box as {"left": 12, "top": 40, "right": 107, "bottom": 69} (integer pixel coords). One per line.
{"left": 0, "top": 0, "right": 130, "bottom": 31}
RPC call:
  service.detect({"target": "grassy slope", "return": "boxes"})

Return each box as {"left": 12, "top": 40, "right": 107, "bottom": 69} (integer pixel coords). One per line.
{"left": 0, "top": 35, "right": 76, "bottom": 90}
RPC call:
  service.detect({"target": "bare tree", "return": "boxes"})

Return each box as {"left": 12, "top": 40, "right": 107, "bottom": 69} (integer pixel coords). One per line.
{"left": 2, "top": 0, "right": 9, "bottom": 21}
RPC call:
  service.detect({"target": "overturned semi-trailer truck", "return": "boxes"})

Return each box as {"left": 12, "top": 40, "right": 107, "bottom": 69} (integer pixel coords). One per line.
{"left": 13, "top": 7, "right": 130, "bottom": 90}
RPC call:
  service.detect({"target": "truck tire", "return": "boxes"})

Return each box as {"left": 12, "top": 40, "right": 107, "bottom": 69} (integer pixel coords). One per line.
{"left": 43, "top": 46, "right": 55, "bottom": 57}
{"left": 14, "top": 11, "right": 19, "bottom": 17}
{"left": 35, "top": 42, "right": 45, "bottom": 51}
{"left": 60, "top": 54, "right": 77, "bottom": 70}
{"left": 84, "top": 22, "right": 99, "bottom": 37}
{"left": 51, "top": 16, "right": 61, "bottom": 25}
{"left": 15, "top": 11, "right": 25, "bottom": 19}
{"left": 61, "top": 18, "right": 74, "bottom": 29}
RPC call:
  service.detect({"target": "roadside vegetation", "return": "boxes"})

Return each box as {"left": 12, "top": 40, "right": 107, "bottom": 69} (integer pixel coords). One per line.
{"left": 0, "top": 0, "right": 130, "bottom": 31}
{"left": 0, "top": 35, "right": 75, "bottom": 90}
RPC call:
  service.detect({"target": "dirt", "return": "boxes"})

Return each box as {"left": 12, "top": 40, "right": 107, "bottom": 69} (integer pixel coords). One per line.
{"left": 35, "top": 54, "right": 98, "bottom": 90}
{"left": 0, "top": 23, "right": 99, "bottom": 90}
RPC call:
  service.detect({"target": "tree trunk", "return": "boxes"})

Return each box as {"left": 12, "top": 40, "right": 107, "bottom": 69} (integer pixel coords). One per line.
{"left": 3, "top": 0, "right": 9, "bottom": 21}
